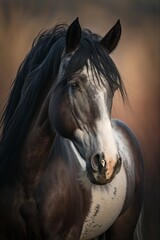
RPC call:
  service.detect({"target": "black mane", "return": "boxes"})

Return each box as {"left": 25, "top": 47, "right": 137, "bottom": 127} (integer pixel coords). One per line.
{"left": 0, "top": 23, "right": 126, "bottom": 184}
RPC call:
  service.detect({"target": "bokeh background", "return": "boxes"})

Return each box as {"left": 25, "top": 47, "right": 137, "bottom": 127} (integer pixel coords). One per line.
{"left": 0, "top": 0, "right": 159, "bottom": 239}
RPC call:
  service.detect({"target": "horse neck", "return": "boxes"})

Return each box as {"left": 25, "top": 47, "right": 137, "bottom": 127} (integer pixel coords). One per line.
{"left": 20, "top": 94, "right": 54, "bottom": 197}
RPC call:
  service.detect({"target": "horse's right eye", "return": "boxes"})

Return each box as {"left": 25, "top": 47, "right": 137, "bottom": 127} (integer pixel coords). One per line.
{"left": 71, "top": 82, "right": 78, "bottom": 88}
{"left": 70, "top": 81, "right": 81, "bottom": 91}
{"left": 71, "top": 82, "right": 79, "bottom": 89}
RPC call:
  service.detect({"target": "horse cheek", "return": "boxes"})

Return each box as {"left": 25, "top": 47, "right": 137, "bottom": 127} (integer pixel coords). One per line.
{"left": 50, "top": 93, "right": 77, "bottom": 138}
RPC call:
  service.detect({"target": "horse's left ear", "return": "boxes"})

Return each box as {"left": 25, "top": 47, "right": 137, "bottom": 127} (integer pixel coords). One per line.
{"left": 66, "top": 18, "right": 82, "bottom": 54}
{"left": 100, "top": 20, "right": 121, "bottom": 54}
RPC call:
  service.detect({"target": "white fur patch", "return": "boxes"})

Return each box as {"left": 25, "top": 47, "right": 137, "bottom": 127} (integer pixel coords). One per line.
{"left": 80, "top": 164, "right": 127, "bottom": 239}
{"left": 79, "top": 122, "right": 134, "bottom": 239}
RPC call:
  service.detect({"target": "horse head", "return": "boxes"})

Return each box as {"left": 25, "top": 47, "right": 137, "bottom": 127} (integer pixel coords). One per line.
{"left": 49, "top": 18, "right": 124, "bottom": 185}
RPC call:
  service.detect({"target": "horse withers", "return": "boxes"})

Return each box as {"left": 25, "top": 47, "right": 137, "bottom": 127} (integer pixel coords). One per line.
{"left": 0, "top": 18, "right": 144, "bottom": 240}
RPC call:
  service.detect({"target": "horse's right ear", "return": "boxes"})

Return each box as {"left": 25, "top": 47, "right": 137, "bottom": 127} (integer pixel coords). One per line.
{"left": 66, "top": 18, "right": 82, "bottom": 54}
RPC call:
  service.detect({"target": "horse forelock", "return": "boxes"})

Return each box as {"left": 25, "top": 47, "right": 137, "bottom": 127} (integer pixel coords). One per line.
{"left": 58, "top": 31, "right": 126, "bottom": 101}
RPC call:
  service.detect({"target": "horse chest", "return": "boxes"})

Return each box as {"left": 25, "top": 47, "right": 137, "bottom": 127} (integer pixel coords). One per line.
{"left": 80, "top": 166, "right": 127, "bottom": 240}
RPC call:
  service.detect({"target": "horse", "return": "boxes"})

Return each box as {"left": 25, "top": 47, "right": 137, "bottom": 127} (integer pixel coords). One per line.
{"left": 0, "top": 18, "right": 144, "bottom": 240}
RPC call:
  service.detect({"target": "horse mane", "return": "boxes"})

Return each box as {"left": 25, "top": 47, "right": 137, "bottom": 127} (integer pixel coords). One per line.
{"left": 0, "top": 24, "right": 67, "bottom": 184}
{"left": 0, "top": 22, "right": 126, "bottom": 184}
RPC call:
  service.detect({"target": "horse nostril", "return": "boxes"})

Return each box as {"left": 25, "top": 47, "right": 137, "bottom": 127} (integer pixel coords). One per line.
{"left": 91, "top": 152, "right": 106, "bottom": 172}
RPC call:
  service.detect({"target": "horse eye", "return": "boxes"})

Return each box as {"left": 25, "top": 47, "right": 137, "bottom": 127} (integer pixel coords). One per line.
{"left": 70, "top": 82, "right": 79, "bottom": 89}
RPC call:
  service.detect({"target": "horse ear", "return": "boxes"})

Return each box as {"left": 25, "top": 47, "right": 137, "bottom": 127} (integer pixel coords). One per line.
{"left": 100, "top": 20, "right": 121, "bottom": 54}
{"left": 66, "top": 18, "right": 82, "bottom": 54}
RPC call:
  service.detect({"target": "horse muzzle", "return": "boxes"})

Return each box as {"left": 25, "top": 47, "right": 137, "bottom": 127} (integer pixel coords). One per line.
{"left": 87, "top": 152, "right": 122, "bottom": 185}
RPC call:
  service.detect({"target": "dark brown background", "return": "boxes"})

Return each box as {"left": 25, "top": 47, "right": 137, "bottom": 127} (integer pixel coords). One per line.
{"left": 0, "top": 1, "right": 159, "bottom": 239}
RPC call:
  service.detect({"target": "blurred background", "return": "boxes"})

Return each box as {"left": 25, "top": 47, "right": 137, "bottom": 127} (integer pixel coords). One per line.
{"left": 0, "top": 0, "right": 159, "bottom": 239}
